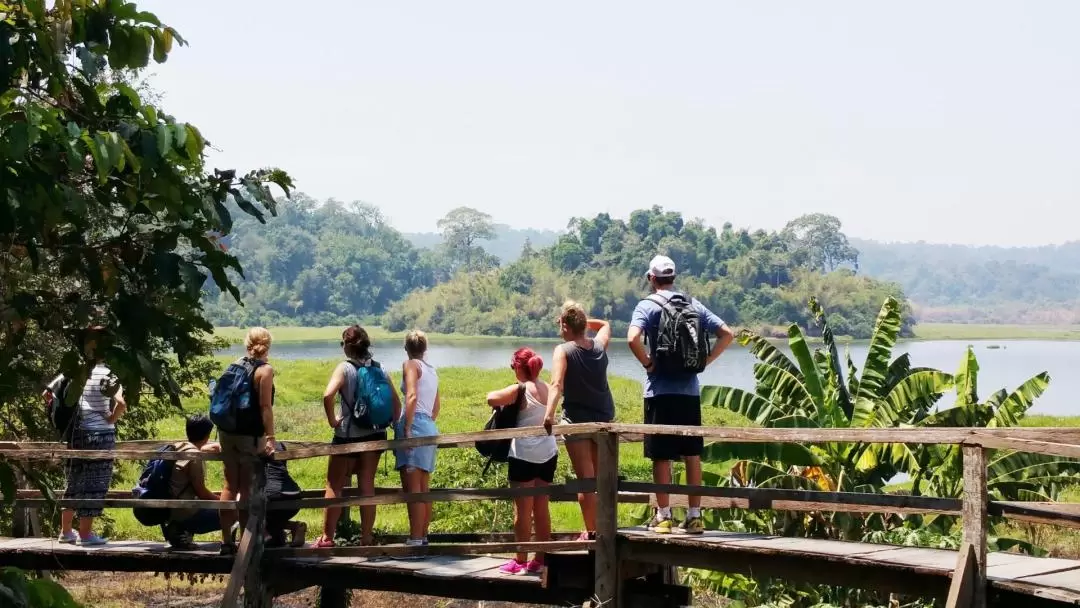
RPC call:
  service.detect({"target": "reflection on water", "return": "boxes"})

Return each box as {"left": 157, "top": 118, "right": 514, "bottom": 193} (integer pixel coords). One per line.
{"left": 222, "top": 339, "right": 1080, "bottom": 416}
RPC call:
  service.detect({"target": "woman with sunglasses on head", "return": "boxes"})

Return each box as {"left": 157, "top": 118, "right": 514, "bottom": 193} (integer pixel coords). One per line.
{"left": 312, "top": 325, "right": 402, "bottom": 548}
{"left": 486, "top": 348, "right": 557, "bottom": 575}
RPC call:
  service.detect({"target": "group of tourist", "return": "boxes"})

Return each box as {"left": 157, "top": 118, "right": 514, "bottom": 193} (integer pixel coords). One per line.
{"left": 49, "top": 254, "right": 735, "bottom": 576}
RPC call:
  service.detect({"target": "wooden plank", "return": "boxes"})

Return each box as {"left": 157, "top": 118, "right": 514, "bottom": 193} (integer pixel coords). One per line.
{"left": 270, "top": 482, "right": 593, "bottom": 510}
{"left": 863, "top": 547, "right": 962, "bottom": 571}
{"left": 621, "top": 481, "right": 960, "bottom": 514}
{"left": 946, "top": 543, "right": 978, "bottom": 608}
{"left": 988, "top": 557, "right": 1080, "bottom": 581}
{"left": 275, "top": 423, "right": 607, "bottom": 460}
{"left": 268, "top": 540, "right": 593, "bottom": 558}
{"left": 421, "top": 556, "right": 507, "bottom": 578}
{"left": 970, "top": 433, "right": 1080, "bottom": 459}
{"left": 962, "top": 445, "right": 989, "bottom": 608}
{"left": 222, "top": 464, "right": 268, "bottom": 608}
{"left": 713, "top": 536, "right": 899, "bottom": 558}
{"left": 1010, "top": 568, "right": 1080, "bottom": 592}
{"left": 594, "top": 431, "right": 619, "bottom": 606}
{"left": 17, "top": 498, "right": 240, "bottom": 510}
{"left": 991, "top": 501, "right": 1080, "bottom": 529}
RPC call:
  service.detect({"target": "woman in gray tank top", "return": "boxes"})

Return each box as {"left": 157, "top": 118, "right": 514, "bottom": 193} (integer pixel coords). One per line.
{"left": 543, "top": 301, "right": 614, "bottom": 539}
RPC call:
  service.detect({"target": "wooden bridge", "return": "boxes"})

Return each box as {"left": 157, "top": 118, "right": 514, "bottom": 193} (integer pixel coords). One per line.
{"left": 3, "top": 423, "right": 1080, "bottom": 607}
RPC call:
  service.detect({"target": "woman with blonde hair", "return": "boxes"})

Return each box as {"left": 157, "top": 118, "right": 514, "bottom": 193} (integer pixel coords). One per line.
{"left": 395, "top": 330, "right": 440, "bottom": 550}
{"left": 218, "top": 327, "right": 277, "bottom": 556}
{"left": 543, "top": 301, "right": 614, "bottom": 540}
{"left": 487, "top": 347, "right": 556, "bottom": 575}
{"left": 312, "top": 325, "right": 402, "bottom": 548}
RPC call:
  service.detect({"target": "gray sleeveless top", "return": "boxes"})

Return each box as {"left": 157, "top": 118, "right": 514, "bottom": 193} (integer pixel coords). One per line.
{"left": 560, "top": 341, "right": 615, "bottom": 423}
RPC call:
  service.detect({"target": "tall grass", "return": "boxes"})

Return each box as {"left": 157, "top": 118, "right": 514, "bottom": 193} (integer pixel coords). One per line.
{"left": 103, "top": 360, "right": 748, "bottom": 541}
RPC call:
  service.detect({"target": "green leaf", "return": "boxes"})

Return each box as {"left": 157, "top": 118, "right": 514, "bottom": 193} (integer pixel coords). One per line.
{"left": 857, "top": 297, "right": 902, "bottom": 403}
{"left": 184, "top": 123, "right": 203, "bottom": 160}
{"left": 151, "top": 27, "right": 174, "bottom": 63}
{"left": 753, "top": 362, "right": 813, "bottom": 414}
{"left": 65, "top": 121, "right": 81, "bottom": 139}
{"left": 127, "top": 28, "right": 151, "bottom": 69}
{"left": 810, "top": 297, "right": 852, "bottom": 417}
{"left": 954, "top": 347, "right": 980, "bottom": 407}
{"left": 173, "top": 122, "right": 188, "bottom": 148}
{"left": 700, "top": 385, "right": 776, "bottom": 426}
{"left": 737, "top": 329, "right": 799, "bottom": 376}
{"left": 988, "top": 372, "right": 1050, "bottom": 428}
{"left": 232, "top": 191, "right": 266, "bottom": 224}
{"left": 703, "top": 441, "right": 820, "bottom": 467}
{"left": 787, "top": 324, "right": 825, "bottom": 410}
{"left": 108, "top": 27, "right": 131, "bottom": 69}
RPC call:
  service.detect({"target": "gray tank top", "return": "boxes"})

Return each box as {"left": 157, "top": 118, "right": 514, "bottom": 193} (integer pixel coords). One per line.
{"left": 560, "top": 341, "right": 615, "bottom": 422}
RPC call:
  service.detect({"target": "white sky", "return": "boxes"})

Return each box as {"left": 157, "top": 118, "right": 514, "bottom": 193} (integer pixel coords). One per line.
{"left": 141, "top": 1, "right": 1080, "bottom": 246}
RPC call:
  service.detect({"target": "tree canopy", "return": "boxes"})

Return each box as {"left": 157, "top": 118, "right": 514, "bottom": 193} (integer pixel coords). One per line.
{"left": 0, "top": 0, "right": 290, "bottom": 446}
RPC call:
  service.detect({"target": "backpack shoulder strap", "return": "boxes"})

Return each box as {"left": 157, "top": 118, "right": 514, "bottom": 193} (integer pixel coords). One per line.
{"left": 515, "top": 383, "right": 526, "bottom": 408}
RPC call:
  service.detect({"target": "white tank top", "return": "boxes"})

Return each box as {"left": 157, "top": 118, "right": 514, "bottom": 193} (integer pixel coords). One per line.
{"left": 510, "top": 386, "right": 558, "bottom": 464}
{"left": 400, "top": 359, "right": 438, "bottom": 418}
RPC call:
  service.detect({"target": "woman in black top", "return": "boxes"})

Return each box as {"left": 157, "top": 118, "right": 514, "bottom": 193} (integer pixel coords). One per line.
{"left": 543, "top": 301, "right": 614, "bottom": 539}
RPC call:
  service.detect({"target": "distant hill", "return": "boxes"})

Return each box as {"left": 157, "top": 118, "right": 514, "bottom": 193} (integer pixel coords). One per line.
{"left": 852, "top": 239, "right": 1080, "bottom": 323}
{"left": 404, "top": 224, "right": 562, "bottom": 263}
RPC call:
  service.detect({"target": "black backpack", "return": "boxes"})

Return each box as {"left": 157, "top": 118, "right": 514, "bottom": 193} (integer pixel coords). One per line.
{"left": 132, "top": 444, "right": 183, "bottom": 526}
{"left": 647, "top": 292, "right": 710, "bottom": 374}
{"left": 44, "top": 374, "right": 77, "bottom": 443}
{"left": 475, "top": 384, "right": 524, "bottom": 474}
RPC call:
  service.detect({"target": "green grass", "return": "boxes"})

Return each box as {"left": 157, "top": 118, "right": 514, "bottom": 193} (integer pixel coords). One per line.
{"left": 102, "top": 361, "right": 749, "bottom": 542}
{"left": 212, "top": 326, "right": 560, "bottom": 345}
{"left": 1022, "top": 415, "right": 1080, "bottom": 428}
{"left": 913, "top": 323, "right": 1080, "bottom": 341}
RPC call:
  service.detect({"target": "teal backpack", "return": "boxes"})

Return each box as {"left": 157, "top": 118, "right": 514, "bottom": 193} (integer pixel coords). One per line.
{"left": 347, "top": 361, "right": 393, "bottom": 430}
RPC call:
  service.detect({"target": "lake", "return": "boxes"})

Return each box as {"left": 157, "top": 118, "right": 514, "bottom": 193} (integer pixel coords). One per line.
{"left": 225, "top": 339, "right": 1080, "bottom": 416}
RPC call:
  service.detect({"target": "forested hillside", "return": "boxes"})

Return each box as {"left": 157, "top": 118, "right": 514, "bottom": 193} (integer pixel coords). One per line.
{"left": 384, "top": 208, "right": 908, "bottom": 338}
{"left": 854, "top": 239, "right": 1080, "bottom": 323}
{"left": 204, "top": 199, "right": 908, "bottom": 338}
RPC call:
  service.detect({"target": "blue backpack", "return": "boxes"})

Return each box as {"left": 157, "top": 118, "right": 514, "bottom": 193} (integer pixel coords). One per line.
{"left": 209, "top": 358, "right": 261, "bottom": 434}
{"left": 347, "top": 361, "right": 393, "bottom": 430}
{"left": 132, "top": 444, "right": 180, "bottom": 526}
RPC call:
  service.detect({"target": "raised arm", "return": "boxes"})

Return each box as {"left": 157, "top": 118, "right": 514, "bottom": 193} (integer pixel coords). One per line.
{"left": 708, "top": 323, "right": 735, "bottom": 366}
{"left": 587, "top": 318, "right": 612, "bottom": 351}
{"left": 322, "top": 364, "right": 346, "bottom": 429}
{"left": 543, "top": 346, "right": 567, "bottom": 428}
{"left": 402, "top": 360, "right": 420, "bottom": 437}
{"left": 105, "top": 385, "right": 126, "bottom": 424}
{"left": 487, "top": 384, "right": 520, "bottom": 408}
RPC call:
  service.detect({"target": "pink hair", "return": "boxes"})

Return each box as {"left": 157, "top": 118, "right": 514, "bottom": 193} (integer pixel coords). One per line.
{"left": 511, "top": 347, "right": 543, "bottom": 381}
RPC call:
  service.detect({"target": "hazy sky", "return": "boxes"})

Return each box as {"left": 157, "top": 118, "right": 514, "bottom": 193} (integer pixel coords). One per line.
{"left": 141, "top": 1, "right": 1079, "bottom": 246}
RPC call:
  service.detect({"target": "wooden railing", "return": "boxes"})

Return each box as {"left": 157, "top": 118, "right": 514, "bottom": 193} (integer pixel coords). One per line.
{"left": 3, "top": 423, "right": 1080, "bottom": 608}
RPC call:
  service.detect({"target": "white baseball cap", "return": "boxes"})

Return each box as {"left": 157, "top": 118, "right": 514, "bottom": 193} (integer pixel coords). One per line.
{"left": 647, "top": 255, "right": 676, "bottom": 278}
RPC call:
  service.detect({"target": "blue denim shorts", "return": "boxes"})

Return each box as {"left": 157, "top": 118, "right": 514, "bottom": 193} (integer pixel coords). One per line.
{"left": 393, "top": 413, "right": 438, "bottom": 473}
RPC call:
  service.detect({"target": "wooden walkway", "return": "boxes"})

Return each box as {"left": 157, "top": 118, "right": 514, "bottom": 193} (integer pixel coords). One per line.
{"left": 3, "top": 530, "right": 1080, "bottom": 605}
{"left": 620, "top": 529, "right": 1080, "bottom": 605}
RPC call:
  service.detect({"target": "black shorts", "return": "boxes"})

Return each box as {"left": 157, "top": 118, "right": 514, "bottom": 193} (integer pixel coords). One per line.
{"left": 508, "top": 456, "right": 557, "bottom": 484}
{"left": 643, "top": 394, "right": 703, "bottom": 461}
{"left": 331, "top": 431, "right": 387, "bottom": 449}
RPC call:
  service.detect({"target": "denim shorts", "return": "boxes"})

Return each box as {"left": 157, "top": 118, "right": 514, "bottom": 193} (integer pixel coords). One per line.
{"left": 393, "top": 412, "right": 438, "bottom": 473}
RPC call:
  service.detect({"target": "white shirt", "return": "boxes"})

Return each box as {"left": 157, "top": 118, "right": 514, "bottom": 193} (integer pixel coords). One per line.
{"left": 79, "top": 364, "right": 116, "bottom": 431}
{"left": 510, "top": 387, "right": 558, "bottom": 464}
{"left": 400, "top": 359, "right": 438, "bottom": 418}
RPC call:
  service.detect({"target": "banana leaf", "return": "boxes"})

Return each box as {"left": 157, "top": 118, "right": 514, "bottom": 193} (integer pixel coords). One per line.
{"left": 703, "top": 441, "right": 820, "bottom": 467}
{"left": 810, "top": 296, "right": 853, "bottom": 417}
{"left": 753, "top": 362, "right": 813, "bottom": 414}
{"left": 701, "top": 385, "right": 778, "bottom": 426}
{"left": 737, "top": 329, "right": 799, "bottom": 376}
{"left": 953, "top": 347, "right": 980, "bottom": 407}
{"left": 857, "top": 297, "right": 902, "bottom": 403}
{"left": 987, "top": 372, "right": 1050, "bottom": 428}
{"left": 787, "top": 325, "right": 826, "bottom": 411}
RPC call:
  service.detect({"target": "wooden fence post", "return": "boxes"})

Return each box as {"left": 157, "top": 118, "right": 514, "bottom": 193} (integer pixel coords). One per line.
{"left": 222, "top": 459, "right": 270, "bottom": 608}
{"left": 594, "top": 430, "right": 620, "bottom": 606}
{"left": 960, "top": 445, "right": 988, "bottom": 608}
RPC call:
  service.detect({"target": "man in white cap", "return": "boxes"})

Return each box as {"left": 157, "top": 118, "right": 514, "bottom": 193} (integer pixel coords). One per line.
{"left": 627, "top": 255, "right": 734, "bottom": 535}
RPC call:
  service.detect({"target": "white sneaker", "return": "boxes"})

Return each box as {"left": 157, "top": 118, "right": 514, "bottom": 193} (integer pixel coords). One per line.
{"left": 77, "top": 534, "right": 108, "bottom": 546}
{"left": 57, "top": 531, "right": 78, "bottom": 544}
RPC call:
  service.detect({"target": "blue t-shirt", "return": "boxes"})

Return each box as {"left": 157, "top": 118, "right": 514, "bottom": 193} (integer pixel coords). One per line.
{"left": 630, "top": 290, "right": 724, "bottom": 398}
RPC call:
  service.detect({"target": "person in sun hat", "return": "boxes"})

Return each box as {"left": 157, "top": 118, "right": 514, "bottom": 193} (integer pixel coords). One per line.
{"left": 627, "top": 255, "right": 734, "bottom": 536}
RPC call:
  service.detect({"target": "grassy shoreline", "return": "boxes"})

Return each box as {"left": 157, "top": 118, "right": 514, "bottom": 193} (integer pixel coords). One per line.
{"left": 214, "top": 322, "right": 1080, "bottom": 345}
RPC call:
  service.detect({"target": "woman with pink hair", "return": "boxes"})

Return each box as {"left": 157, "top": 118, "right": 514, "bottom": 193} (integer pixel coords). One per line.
{"left": 486, "top": 348, "right": 557, "bottom": 575}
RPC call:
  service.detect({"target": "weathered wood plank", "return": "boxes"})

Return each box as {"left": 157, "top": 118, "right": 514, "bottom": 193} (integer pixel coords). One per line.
{"left": 621, "top": 481, "right": 960, "bottom": 514}
{"left": 594, "top": 432, "right": 619, "bottom": 606}
{"left": 422, "top": 556, "right": 507, "bottom": 578}
{"left": 269, "top": 482, "right": 595, "bottom": 510}
{"left": 946, "top": 543, "right": 978, "bottom": 608}
{"left": 268, "top": 540, "right": 593, "bottom": 558}
{"left": 970, "top": 433, "right": 1080, "bottom": 459}
{"left": 962, "top": 446, "right": 989, "bottom": 608}
{"left": 991, "top": 501, "right": 1080, "bottom": 529}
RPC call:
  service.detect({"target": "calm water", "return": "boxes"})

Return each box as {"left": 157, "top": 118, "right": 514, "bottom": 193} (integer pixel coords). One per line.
{"left": 225, "top": 339, "right": 1080, "bottom": 416}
